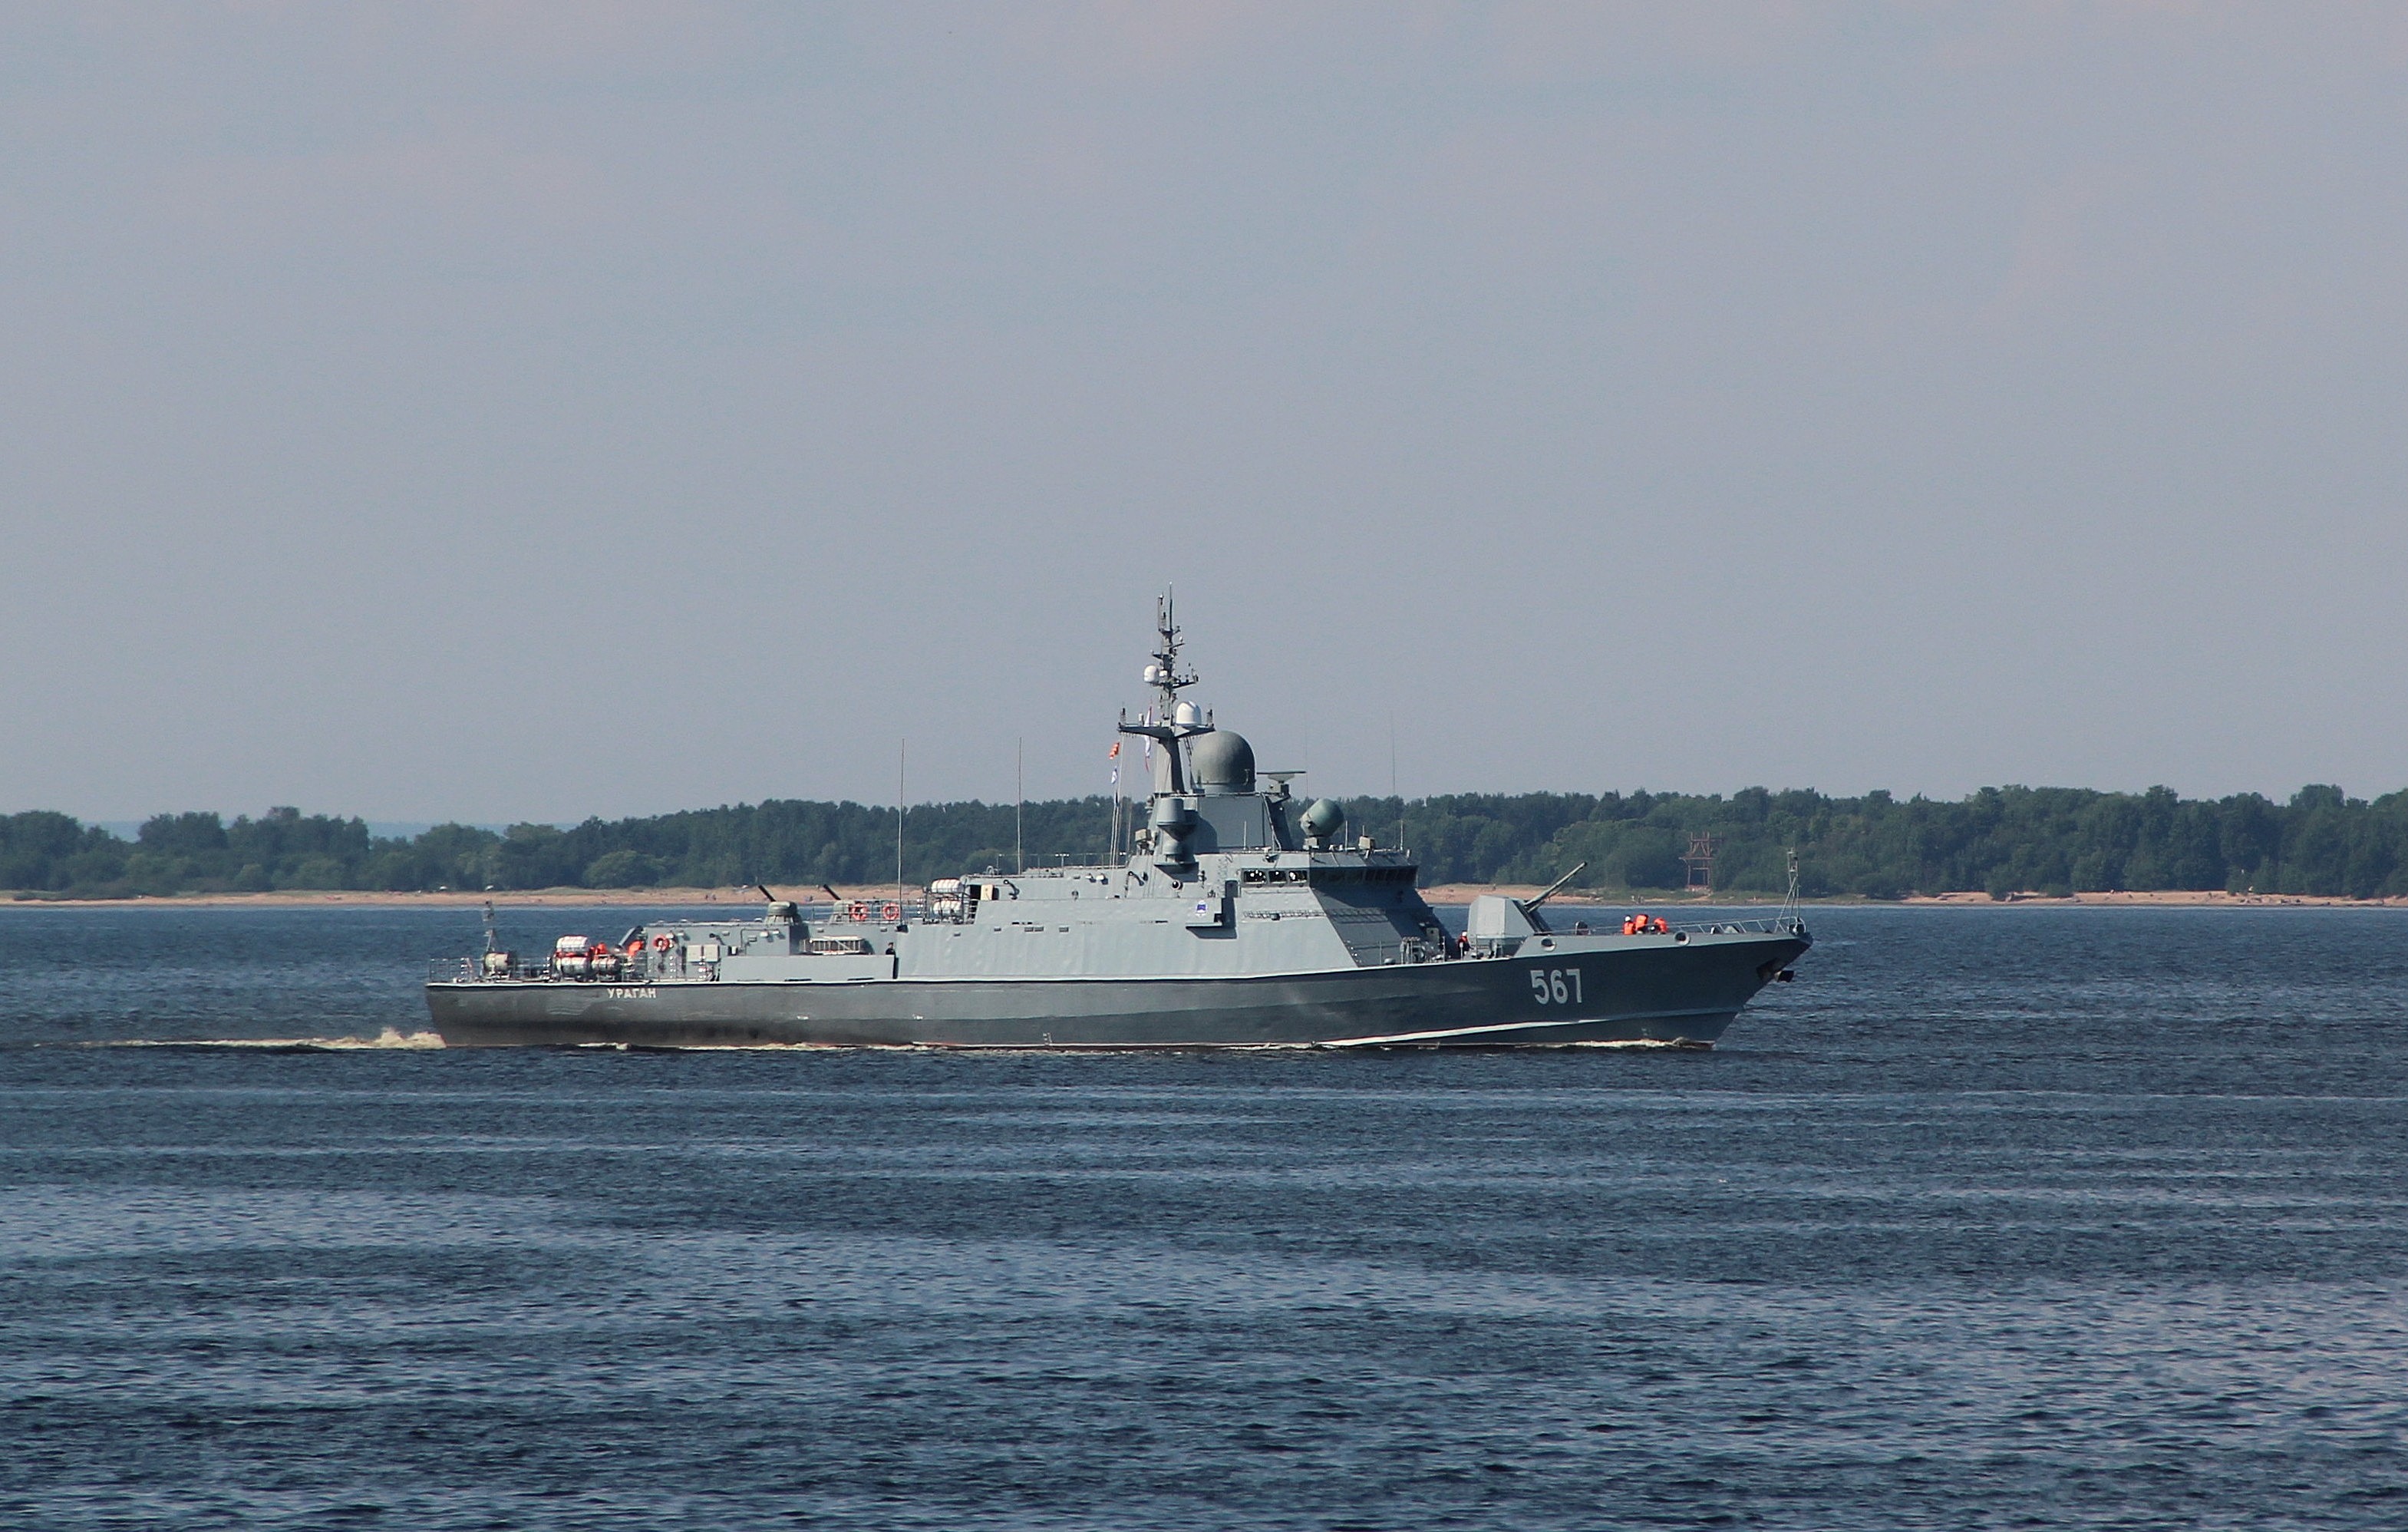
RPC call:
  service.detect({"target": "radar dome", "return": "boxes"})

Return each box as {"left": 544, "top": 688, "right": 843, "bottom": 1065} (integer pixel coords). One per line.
{"left": 1188, "top": 729, "right": 1255, "bottom": 794}
{"left": 1301, "top": 798, "right": 1344, "bottom": 843}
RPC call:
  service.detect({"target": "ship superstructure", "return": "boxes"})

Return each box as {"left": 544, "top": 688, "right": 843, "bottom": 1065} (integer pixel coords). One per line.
{"left": 426, "top": 598, "right": 1808, "bottom": 1047}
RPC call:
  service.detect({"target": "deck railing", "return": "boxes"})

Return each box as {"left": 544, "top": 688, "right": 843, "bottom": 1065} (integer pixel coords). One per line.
{"left": 428, "top": 955, "right": 659, "bottom": 984}
{"left": 1664, "top": 916, "right": 1807, "bottom": 937}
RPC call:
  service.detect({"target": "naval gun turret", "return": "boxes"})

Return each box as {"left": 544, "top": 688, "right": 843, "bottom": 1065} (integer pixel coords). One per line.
{"left": 1464, "top": 862, "right": 1588, "bottom": 956}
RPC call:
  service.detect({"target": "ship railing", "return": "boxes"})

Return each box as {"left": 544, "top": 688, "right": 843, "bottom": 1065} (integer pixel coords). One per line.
{"left": 813, "top": 897, "right": 929, "bottom": 924}
{"left": 1663, "top": 916, "right": 1806, "bottom": 938}
{"left": 428, "top": 956, "right": 661, "bottom": 984}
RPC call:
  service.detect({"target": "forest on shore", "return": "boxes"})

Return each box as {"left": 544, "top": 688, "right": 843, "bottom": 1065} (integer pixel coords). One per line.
{"left": 6, "top": 782, "right": 2407, "bottom": 901}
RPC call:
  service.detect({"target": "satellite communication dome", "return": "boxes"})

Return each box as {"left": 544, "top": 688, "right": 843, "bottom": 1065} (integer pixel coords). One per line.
{"left": 1187, "top": 729, "right": 1255, "bottom": 794}
{"left": 1301, "top": 798, "right": 1344, "bottom": 843}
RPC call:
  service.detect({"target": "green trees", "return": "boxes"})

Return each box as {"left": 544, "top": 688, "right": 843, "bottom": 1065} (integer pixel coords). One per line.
{"left": 9, "top": 784, "right": 2408, "bottom": 899}
{"left": 1349, "top": 783, "right": 2408, "bottom": 899}
{"left": 1, "top": 807, "right": 384, "bottom": 896}
{"left": 582, "top": 850, "right": 667, "bottom": 888}
{"left": 0, "top": 812, "right": 112, "bottom": 891}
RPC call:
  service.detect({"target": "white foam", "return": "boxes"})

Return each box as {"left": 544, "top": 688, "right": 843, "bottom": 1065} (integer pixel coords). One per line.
{"left": 97, "top": 1027, "right": 446, "bottom": 1051}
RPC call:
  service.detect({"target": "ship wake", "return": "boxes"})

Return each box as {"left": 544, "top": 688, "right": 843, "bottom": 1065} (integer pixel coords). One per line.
{"left": 86, "top": 1028, "right": 446, "bottom": 1052}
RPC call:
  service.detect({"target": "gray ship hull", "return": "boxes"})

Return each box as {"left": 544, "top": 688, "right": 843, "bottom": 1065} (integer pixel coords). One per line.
{"left": 427, "top": 600, "right": 1813, "bottom": 1050}
{"left": 426, "top": 928, "right": 1808, "bottom": 1049}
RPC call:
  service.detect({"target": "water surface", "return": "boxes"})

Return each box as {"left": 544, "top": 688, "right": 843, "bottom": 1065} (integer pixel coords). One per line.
{"left": 3, "top": 905, "right": 2403, "bottom": 1528}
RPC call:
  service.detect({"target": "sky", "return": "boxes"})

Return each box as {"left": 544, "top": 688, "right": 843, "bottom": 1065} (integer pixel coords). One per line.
{"left": 3, "top": 2, "right": 2404, "bottom": 823}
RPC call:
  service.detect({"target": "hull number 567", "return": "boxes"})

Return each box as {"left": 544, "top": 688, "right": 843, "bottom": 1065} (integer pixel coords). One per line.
{"left": 1529, "top": 968, "right": 1583, "bottom": 1005}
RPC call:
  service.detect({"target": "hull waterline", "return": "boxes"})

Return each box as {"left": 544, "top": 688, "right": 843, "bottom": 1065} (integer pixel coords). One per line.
{"left": 427, "top": 929, "right": 1809, "bottom": 1049}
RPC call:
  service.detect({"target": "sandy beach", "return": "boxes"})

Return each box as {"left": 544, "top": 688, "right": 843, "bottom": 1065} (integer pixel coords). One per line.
{"left": 1898, "top": 888, "right": 2408, "bottom": 907}
{"left": 1420, "top": 887, "right": 2408, "bottom": 908}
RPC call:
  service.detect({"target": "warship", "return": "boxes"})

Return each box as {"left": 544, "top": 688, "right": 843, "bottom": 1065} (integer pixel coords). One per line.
{"left": 425, "top": 598, "right": 1809, "bottom": 1048}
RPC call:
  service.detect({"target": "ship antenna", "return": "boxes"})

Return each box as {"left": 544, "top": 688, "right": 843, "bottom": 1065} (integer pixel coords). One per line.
{"left": 1152, "top": 587, "right": 1198, "bottom": 718}
{"left": 1118, "top": 589, "right": 1207, "bottom": 811}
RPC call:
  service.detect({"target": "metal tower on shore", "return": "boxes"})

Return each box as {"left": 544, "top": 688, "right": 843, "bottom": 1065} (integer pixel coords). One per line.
{"left": 1684, "top": 834, "right": 1722, "bottom": 895}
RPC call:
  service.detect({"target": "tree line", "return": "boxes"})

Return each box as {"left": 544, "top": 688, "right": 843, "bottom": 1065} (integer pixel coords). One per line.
{"left": 5, "top": 783, "right": 2406, "bottom": 900}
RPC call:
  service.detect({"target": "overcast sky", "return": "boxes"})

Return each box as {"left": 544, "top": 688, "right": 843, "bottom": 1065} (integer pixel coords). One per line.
{"left": 4, "top": 4, "right": 2404, "bottom": 822}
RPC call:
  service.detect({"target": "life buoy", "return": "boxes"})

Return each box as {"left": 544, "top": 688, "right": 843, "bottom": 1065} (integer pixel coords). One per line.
{"left": 880, "top": 902, "right": 902, "bottom": 921}
{"left": 652, "top": 935, "right": 672, "bottom": 951}
{"left": 848, "top": 902, "right": 869, "bottom": 922}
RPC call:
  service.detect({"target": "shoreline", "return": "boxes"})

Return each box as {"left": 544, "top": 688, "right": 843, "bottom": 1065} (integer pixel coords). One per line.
{"left": 7, "top": 885, "right": 2403, "bottom": 910}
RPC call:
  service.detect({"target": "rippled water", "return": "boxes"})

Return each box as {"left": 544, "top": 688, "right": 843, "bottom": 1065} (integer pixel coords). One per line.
{"left": 3, "top": 904, "right": 2405, "bottom": 1528}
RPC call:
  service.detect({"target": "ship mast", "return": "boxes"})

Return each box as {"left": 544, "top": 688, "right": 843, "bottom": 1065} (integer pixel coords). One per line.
{"left": 1117, "top": 589, "right": 1209, "bottom": 800}
{"left": 1146, "top": 589, "right": 1197, "bottom": 721}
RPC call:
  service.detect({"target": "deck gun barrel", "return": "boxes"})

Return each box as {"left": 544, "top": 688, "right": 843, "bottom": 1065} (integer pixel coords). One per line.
{"left": 1515, "top": 863, "right": 1588, "bottom": 926}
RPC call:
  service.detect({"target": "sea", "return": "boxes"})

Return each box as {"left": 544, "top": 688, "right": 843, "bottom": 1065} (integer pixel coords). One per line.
{"left": 2, "top": 903, "right": 2403, "bottom": 1530}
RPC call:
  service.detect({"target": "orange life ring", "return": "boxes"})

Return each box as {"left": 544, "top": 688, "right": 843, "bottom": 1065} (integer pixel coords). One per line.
{"left": 848, "top": 902, "right": 869, "bottom": 922}
{"left": 880, "top": 901, "right": 902, "bottom": 921}
{"left": 652, "top": 935, "right": 672, "bottom": 951}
